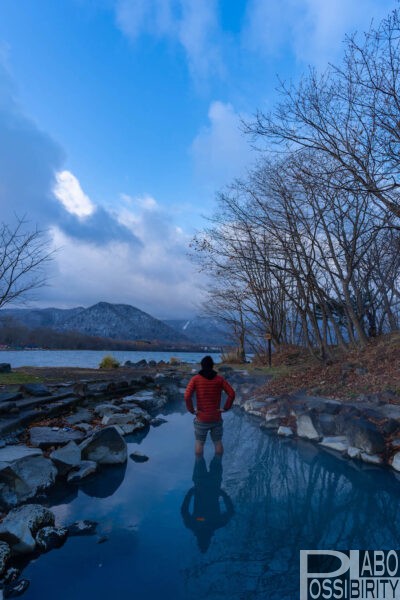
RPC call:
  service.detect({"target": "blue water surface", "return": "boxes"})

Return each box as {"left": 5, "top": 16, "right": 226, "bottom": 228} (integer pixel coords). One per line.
{"left": 19, "top": 410, "right": 400, "bottom": 600}
{"left": 0, "top": 350, "right": 222, "bottom": 368}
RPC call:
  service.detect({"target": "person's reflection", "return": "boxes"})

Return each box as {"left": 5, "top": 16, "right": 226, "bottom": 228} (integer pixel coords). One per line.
{"left": 181, "top": 455, "right": 234, "bottom": 553}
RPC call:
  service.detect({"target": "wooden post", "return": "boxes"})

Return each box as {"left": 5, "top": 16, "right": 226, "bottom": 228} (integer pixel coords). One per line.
{"left": 265, "top": 333, "right": 272, "bottom": 367}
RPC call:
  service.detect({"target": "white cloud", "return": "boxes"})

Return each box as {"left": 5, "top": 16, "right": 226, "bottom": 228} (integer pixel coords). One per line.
{"left": 191, "top": 101, "right": 253, "bottom": 187}
{"left": 114, "top": 0, "right": 222, "bottom": 79}
{"left": 43, "top": 196, "right": 206, "bottom": 318}
{"left": 53, "top": 170, "right": 95, "bottom": 218}
{"left": 243, "top": 0, "right": 397, "bottom": 67}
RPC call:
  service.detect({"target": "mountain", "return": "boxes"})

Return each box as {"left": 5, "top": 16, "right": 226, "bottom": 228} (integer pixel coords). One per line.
{"left": 0, "top": 307, "right": 85, "bottom": 329}
{"left": 164, "top": 316, "right": 231, "bottom": 347}
{"left": 1, "top": 302, "right": 189, "bottom": 344}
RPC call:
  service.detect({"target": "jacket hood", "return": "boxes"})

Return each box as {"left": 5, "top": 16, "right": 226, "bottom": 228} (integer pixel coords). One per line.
{"left": 199, "top": 369, "right": 218, "bottom": 380}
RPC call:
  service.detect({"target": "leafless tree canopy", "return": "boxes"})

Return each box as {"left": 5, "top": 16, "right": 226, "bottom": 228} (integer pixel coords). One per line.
{"left": 0, "top": 217, "right": 54, "bottom": 309}
{"left": 191, "top": 8, "right": 400, "bottom": 359}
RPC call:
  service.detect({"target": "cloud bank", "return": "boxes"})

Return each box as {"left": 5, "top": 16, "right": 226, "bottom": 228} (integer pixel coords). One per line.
{"left": 0, "top": 61, "right": 203, "bottom": 317}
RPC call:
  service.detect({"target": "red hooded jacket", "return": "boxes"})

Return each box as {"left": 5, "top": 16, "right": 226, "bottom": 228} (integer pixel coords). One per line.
{"left": 184, "top": 370, "right": 235, "bottom": 423}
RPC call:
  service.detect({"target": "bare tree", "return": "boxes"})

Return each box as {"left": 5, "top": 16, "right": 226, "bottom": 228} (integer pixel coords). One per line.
{"left": 0, "top": 217, "right": 54, "bottom": 309}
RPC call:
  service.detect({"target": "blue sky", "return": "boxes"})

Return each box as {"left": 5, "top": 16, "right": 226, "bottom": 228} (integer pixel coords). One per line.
{"left": 0, "top": 0, "right": 397, "bottom": 318}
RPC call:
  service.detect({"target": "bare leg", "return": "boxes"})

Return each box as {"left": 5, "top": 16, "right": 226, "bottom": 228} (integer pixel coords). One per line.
{"left": 195, "top": 440, "right": 204, "bottom": 456}
{"left": 214, "top": 440, "right": 224, "bottom": 455}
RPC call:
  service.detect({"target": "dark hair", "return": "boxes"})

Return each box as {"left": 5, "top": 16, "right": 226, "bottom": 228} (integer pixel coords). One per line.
{"left": 201, "top": 355, "right": 214, "bottom": 370}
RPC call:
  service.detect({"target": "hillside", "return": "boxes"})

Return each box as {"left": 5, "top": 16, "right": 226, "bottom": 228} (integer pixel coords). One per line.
{"left": 164, "top": 316, "right": 231, "bottom": 346}
{"left": 254, "top": 332, "right": 400, "bottom": 399}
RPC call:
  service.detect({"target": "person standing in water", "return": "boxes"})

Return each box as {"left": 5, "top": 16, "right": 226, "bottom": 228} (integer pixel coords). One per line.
{"left": 184, "top": 356, "right": 235, "bottom": 456}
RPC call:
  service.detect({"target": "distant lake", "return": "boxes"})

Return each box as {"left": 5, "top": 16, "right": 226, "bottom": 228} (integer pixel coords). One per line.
{"left": 0, "top": 349, "right": 222, "bottom": 369}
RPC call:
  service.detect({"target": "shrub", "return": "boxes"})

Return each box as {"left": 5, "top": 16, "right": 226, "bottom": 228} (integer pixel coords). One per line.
{"left": 220, "top": 348, "right": 245, "bottom": 364}
{"left": 169, "top": 356, "right": 181, "bottom": 366}
{"left": 99, "top": 355, "right": 120, "bottom": 369}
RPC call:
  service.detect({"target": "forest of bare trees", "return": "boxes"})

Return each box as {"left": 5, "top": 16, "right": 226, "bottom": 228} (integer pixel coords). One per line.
{"left": 192, "top": 8, "right": 400, "bottom": 361}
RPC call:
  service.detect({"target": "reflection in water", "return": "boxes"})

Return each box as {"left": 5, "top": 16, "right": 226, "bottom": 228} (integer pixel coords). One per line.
{"left": 181, "top": 455, "right": 234, "bottom": 553}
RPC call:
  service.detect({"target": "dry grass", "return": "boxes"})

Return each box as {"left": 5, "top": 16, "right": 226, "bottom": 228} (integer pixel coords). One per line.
{"left": 256, "top": 333, "right": 400, "bottom": 399}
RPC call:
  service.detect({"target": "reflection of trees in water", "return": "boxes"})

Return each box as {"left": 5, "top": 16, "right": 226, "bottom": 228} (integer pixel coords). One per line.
{"left": 182, "top": 412, "right": 400, "bottom": 600}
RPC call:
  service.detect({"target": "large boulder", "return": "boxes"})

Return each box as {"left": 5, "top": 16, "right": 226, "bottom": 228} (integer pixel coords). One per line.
{"left": 11, "top": 455, "right": 57, "bottom": 495}
{"left": 30, "top": 426, "right": 85, "bottom": 449}
{"left": 79, "top": 426, "right": 127, "bottom": 464}
{"left": 296, "top": 413, "right": 321, "bottom": 441}
{"left": 0, "top": 452, "right": 57, "bottom": 510}
{"left": 50, "top": 441, "right": 81, "bottom": 475}
{"left": 345, "top": 418, "right": 385, "bottom": 455}
{"left": 0, "top": 363, "right": 11, "bottom": 373}
{"left": 0, "top": 504, "right": 55, "bottom": 554}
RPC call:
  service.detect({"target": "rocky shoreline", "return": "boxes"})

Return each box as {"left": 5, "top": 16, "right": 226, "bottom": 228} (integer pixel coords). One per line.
{"left": 0, "top": 363, "right": 191, "bottom": 597}
{"left": 240, "top": 388, "right": 400, "bottom": 472}
{"left": 1, "top": 360, "right": 399, "bottom": 596}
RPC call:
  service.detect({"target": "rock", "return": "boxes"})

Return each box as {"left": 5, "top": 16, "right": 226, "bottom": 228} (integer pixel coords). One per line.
{"left": 0, "top": 400, "right": 17, "bottom": 414}
{"left": 0, "top": 363, "right": 11, "bottom": 373}
{"left": 4, "top": 578, "right": 30, "bottom": 597}
{"left": 123, "top": 390, "right": 165, "bottom": 412}
{"left": 65, "top": 408, "right": 92, "bottom": 425}
{"left": 319, "top": 436, "right": 349, "bottom": 453}
{"left": 35, "top": 526, "right": 68, "bottom": 552}
{"left": 73, "top": 382, "right": 88, "bottom": 398}
{"left": 277, "top": 426, "right": 293, "bottom": 437}
{"left": 114, "top": 423, "right": 146, "bottom": 436}
{"left": 20, "top": 383, "right": 51, "bottom": 397}
{"left": 218, "top": 366, "right": 233, "bottom": 372}
{"left": 101, "top": 413, "right": 138, "bottom": 426}
{"left": 316, "top": 413, "right": 337, "bottom": 436}
{"left": 0, "top": 541, "right": 11, "bottom": 576}
{"left": 3, "top": 566, "right": 19, "bottom": 584}
{"left": 129, "top": 452, "right": 149, "bottom": 462}
{"left": 135, "top": 359, "right": 147, "bottom": 367}
{"left": 30, "top": 426, "right": 85, "bottom": 449}
{"left": 10, "top": 456, "right": 57, "bottom": 496}
{"left": 260, "top": 416, "right": 282, "bottom": 430}
{"left": 345, "top": 418, "right": 385, "bottom": 454}
{"left": 296, "top": 414, "right": 321, "bottom": 441}
{"left": 360, "top": 452, "right": 382, "bottom": 465}
{"left": 148, "top": 360, "right": 157, "bottom": 367}
{"left": 391, "top": 452, "right": 400, "bottom": 472}
{"left": 67, "top": 520, "right": 97, "bottom": 536}
{"left": 150, "top": 417, "right": 167, "bottom": 427}
{"left": 347, "top": 446, "right": 361, "bottom": 459}
{"left": 380, "top": 404, "right": 400, "bottom": 420}
{"left": 94, "top": 403, "right": 121, "bottom": 418}
{"left": 67, "top": 461, "right": 97, "bottom": 483}
{"left": 0, "top": 392, "right": 22, "bottom": 403}
{"left": 75, "top": 422, "right": 93, "bottom": 434}
{"left": 80, "top": 426, "right": 127, "bottom": 464}
{"left": 0, "top": 504, "right": 55, "bottom": 554}
{"left": 243, "top": 399, "right": 268, "bottom": 414}
{"left": 50, "top": 441, "right": 81, "bottom": 474}
{"left": 0, "top": 464, "right": 32, "bottom": 510}
{"left": 0, "top": 446, "right": 42, "bottom": 463}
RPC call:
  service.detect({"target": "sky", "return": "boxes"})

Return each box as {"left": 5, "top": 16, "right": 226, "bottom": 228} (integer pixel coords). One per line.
{"left": 0, "top": 0, "right": 397, "bottom": 319}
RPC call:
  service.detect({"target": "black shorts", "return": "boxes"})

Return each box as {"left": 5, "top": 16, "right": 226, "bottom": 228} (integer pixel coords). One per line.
{"left": 194, "top": 418, "right": 223, "bottom": 443}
